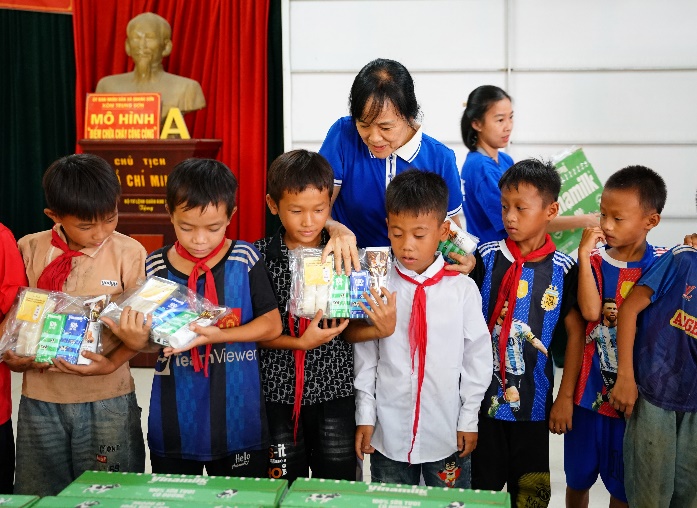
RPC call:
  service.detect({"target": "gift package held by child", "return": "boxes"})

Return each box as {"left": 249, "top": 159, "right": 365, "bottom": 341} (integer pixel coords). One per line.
{"left": 288, "top": 246, "right": 391, "bottom": 319}
{"left": 438, "top": 217, "right": 479, "bottom": 264}
{"left": 0, "top": 288, "right": 108, "bottom": 365}
{"left": 99, "top": 276, "right": 228, "bottom": 349}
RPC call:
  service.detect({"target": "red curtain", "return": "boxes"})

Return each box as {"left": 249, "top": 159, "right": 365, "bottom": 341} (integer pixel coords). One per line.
{"left": 73, "top": 0, "right": 269, "bottom": 242}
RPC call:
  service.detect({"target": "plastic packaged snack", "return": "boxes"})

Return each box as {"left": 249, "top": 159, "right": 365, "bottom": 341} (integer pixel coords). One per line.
{"left": 438, "top": 217, "right": 479, "bottom": 263}
{"left": 78, "top": 295, "right": 109, "bottom": 365}
{"left": 289, "top": 246, "right": 392, "bottom": 319}
{"left": 0, "top": 288, "right": 108, "bottom": 364}
{"left": 99, "top": 276, "right": 229, "bottom": 349}
{"left": 288, "top": 248, "right": 334, "bottom": 318}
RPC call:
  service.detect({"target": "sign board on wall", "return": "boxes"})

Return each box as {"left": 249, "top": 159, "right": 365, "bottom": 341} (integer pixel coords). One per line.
{"left": 84, "top": 93, "right": 160, "bottom": 140}
{"left": 552, "top": 148, "right": 603, "bottom": 255}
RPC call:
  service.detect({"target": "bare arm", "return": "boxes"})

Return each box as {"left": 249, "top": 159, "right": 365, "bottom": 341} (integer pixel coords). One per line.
{"left": 549, "top": 307, "right": 585, "bottom": 434}
{"left": 609, "top": 284, "right": 653, "bottom": 417}
{"left": 548, "top": 213, "right": 600, "bottom": 233}
{"left": 323, "top": 185, "right": 361, "bottom": 274}
{"left": 577, "top": 227, "right": 605, "bottom": 321}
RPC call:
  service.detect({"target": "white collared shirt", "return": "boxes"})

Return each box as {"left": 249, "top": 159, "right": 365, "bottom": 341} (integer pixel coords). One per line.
{"left": 354, "top": 255, "right": 492, "bottom": 464}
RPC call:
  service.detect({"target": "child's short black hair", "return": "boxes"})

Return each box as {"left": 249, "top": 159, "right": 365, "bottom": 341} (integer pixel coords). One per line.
{"left": 385, "top": 169, "right": 448, "bottom": 221}
{"left": 267, "top": 150, "right": 334, "bottom": 203}
{"left": 167, "top": 158, "right": 237, "bottom": 217}
{"left": 604, "top": 165, "right": 666, "bottom": 214}
{"left": 43, "top": 154, "right": 120, "bottom": 221}
{"left": 498, "top": 159, "right": 561, "bottom": 204}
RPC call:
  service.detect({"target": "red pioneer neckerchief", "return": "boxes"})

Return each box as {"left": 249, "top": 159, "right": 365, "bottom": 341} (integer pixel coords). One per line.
{"left": 487, "top": 235, "right": 556, "bottom": 392}
{"left": 36, "top": 229, "right": 84, "bottom": 291}
{"left": 174, "top": 238, "right": 227, "bottom": 377}
{"left": 288, "top": 314, "right": 312, "bottom": 444}
{"left": 396, "top": 263, "right": 458, "bottom": 463}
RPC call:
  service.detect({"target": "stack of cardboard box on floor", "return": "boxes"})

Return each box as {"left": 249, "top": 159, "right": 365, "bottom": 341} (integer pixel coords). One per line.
{"left": 0, "top": 472, "right": 510, "bottom": 507}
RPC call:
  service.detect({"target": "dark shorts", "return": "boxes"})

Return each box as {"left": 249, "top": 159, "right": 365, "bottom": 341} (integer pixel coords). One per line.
{"left": 471, "top": 417, "right": 550, "bottom": 508}
{"left": 564, "top": 405, "right": 627, "bottom": 502}
{"left": 266, "top": 396, "right": 356, "bottom": 483}
{"left": 151, "top": 449, "right": 268, "bottom": 478}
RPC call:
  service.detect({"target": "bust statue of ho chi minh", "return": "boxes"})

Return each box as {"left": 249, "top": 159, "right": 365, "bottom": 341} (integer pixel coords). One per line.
{"left": 96, "top": 12, "right": 206, "bottom": 118}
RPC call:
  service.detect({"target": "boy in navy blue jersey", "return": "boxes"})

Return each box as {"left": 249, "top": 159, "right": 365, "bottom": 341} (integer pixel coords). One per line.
{"left": 143, "top": 158, "right": 282, "bottom": 476}
{"left": 254, "top": 149, "right": 355, "bottom": 483}
{"left": 611, "top": 245, "right": 697, "bottom": 506}
{"left": 469, "top": 159, "right": 585, "bottom": 508}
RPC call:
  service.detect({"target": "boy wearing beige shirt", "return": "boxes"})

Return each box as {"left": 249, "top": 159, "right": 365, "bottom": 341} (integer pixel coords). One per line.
{"left": 3, "top": 154, "right": 147, "bottom": 496}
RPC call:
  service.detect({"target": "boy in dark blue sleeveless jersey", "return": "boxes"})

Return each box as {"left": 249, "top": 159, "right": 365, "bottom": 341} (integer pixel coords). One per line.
{"left": 611, "top": 244, "right": 697, "bottom": 506}
{"left": 567, "top": 165, "right": 667, "bottom": 508}
{"left": 469, "top": 159, "right": 586, "bottom": 508}
{"left": 144, "top": 159, "right": 282, "bottom": 476}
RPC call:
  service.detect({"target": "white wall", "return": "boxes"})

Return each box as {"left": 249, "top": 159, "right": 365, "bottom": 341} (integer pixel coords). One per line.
{"left": 285, "top": 0, "right": 697, "bottom": 248}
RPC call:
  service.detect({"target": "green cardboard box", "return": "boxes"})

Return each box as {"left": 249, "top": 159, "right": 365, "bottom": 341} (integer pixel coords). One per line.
{"left": 552, "top": 147, "right": 603, "bottom": 255}
{"left": 282, "top": 478, "right": 510, "bottom": 507}
{"left": 59, "top": 471, "right": 286, "bottom": 507}
{"left": 35, "top": 496, "right": 254, "bottom": 507}
{"left": 0, "top": 495, "right": 39, "bottom": 507}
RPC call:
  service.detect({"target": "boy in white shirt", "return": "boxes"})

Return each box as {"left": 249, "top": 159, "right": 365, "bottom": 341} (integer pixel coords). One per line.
{"left": 346, "top": 169, "right": 492, "bottom": 487}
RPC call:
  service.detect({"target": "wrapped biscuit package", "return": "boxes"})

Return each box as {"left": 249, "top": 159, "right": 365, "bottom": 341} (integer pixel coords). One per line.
{"left": 438, "top": 217, "right": 479, "bottom": 264}
{"left": 0, "top": 288, "right": 108, "bottom": 364}
{"left": 99, "top": 276, "right": 229, "bottom": 349}
{"left": 289, "top": 246, "right": 392, "bottom": 319}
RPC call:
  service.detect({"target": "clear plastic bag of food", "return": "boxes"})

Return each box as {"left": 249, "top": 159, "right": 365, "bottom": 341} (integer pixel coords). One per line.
{"left": 99, "top": 276, "right": 229, "bottom": 349}
{"left": 438, "top": 217, "right": 479, "bottom": 264}
{"left": 288, "top": 248, "right": 335, "bottom": 319}
{"left": 0, "top": 288, "right": 108, "bottom": 365}
{"left": 288, "top": 246, "right": 392, "bottom": 319}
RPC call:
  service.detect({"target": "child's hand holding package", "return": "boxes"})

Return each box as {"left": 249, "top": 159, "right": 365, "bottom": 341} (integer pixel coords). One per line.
{"left": 2, "top": 350, "right": 49, "bottom": 373}
{"left": 100, "top": 305, "right": 153, "bottom": 351}
{"left": 356, "top": 286, "right": 397, "bottom": 339}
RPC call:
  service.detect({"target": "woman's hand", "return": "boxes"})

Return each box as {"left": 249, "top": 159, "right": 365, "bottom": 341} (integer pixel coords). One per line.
{"left": 443, "top": 252, "right": 476, "bottom": 275}
{"left": 322, "top": 220, "right": 361, "bottom": 275}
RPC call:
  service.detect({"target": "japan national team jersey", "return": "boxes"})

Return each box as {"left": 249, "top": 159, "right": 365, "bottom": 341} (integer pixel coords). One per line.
{"left": 634, "top": 245, "right": 697, "bottom": 412}
{"left": 573, "top": 244, "right": 665, "bottom": 417}
{"left": 145, "top": 241, "right": 278, "bottom": 461}
{"left": 473, "top": 240, "right": 578, "bottom": 422}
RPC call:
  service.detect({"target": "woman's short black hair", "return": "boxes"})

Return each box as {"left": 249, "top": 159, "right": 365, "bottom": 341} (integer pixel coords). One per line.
{"left": 349, "top": 58, "right": 419, "bottom": 124}
{"left": 385, "top": 168, "right": 448, "bottom": 221}
{"left": 43, "top": 154, "right": 120, "bottom": 221}
{"left": 267, "top": 150, "right": 334, "bottom": 204}
{"left": 167, "top": 158, "right": 237, "bottom": 217}
{"left": 498, "top": 158, "right": 561, "bottom": 204}
{"left": 461, "top": 85, "right": 512, "bottom": 151}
